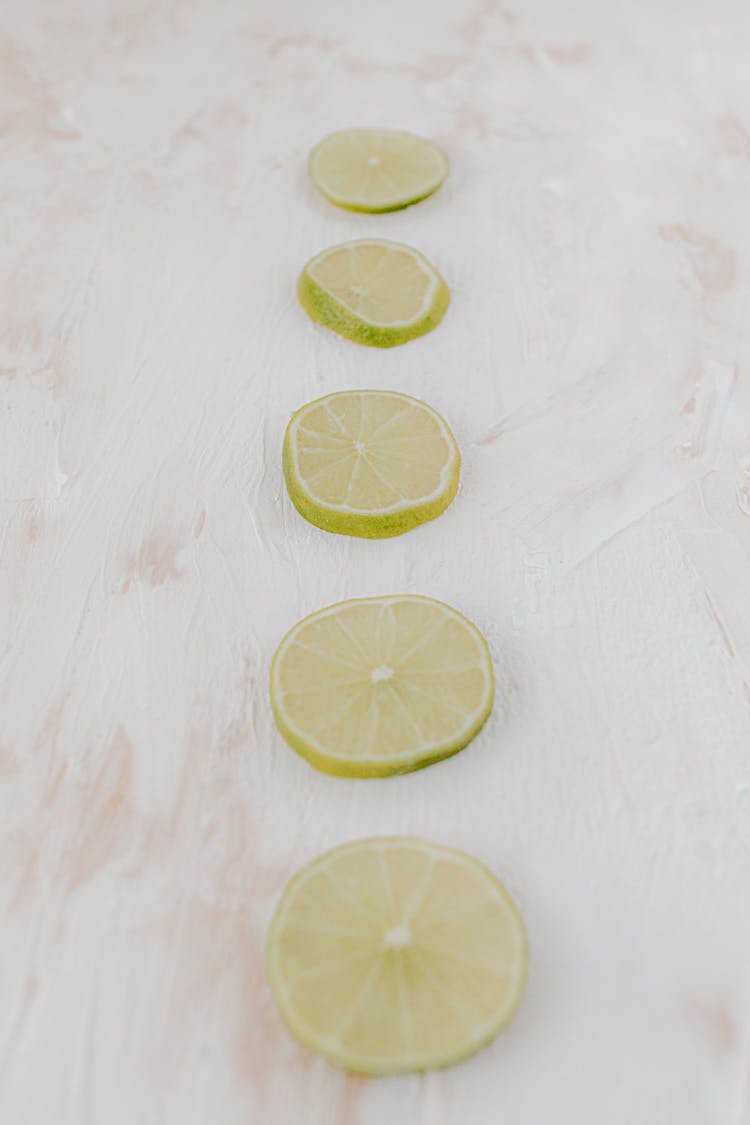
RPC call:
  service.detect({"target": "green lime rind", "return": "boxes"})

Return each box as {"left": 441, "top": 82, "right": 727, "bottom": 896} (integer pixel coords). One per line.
{"left": 312, "top": 183, "right": 446, "bottom": 214}
{"left": 282, "top": 393, "right": 461, "bottom": 540}
{"left": 297, "top": 263, "right": 450, "bottom": 348}
{"left": 269, "top": 595, "right": 494, "bottom": 778}
{"left": 265, "top": 836, "right": 528, "bottom": 1075}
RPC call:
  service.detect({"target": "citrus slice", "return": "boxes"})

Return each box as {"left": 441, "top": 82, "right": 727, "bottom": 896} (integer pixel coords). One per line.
{"left": 270, "top": 595, "right": 493, "bottom": 777}
{"left": 298, "top": 239, "right": 450, "bottom": 348}
{"left": 309, "top": 127, "right": 449, "bottom": 212}
{"left": 266, "top": 836, "right": 527, "bottom": 1075}
{"left": 283, "top": 390, "right": 460, "bottom": 539}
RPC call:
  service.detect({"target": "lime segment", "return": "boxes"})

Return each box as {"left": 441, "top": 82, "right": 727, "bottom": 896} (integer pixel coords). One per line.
{"left": 270, "top": 595, "right": 494, "bottom": 777}
{"left": 266, "top": 837, "right": 527, "bottom": 1074}
{"left": 298, "top": 239, "right": 450, "bottom": 347}
{"left": 309, "top": 128, "right": 449, "bottom": 212}
{"left": 283, "top": 390, "right": 460, "bottom": 538}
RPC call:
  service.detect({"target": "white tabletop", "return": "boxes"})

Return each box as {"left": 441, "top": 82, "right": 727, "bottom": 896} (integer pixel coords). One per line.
{"left": 2, "top": 1, "right": 750, "bottom": 1122}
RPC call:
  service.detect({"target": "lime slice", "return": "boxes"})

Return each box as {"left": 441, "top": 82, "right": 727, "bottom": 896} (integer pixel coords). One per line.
{"left": 283, "top": 390, "right": 460, "bottom": 539}
{"left": 298, "top": 239, "right": 450, "bottom": 348}
{"left": 309, "top": 127, "right": 449, "bottom": 212}
{"left": 266, "top": 836, "right": 527, "bottom": 1075}
{"left": 270, "top": 595, "right": 493, "bottom": 777}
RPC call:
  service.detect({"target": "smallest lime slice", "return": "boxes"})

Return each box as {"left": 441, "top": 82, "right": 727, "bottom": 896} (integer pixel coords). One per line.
{"left": 309, "top": 127, "right": 449, "bottom": 212}
{"left": 283, "top": 390, "right": 460, "bottom": 538}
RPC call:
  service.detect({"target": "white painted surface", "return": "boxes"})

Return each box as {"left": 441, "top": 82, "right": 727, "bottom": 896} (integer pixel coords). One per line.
{"left": 2, "top": 1, "right": 750, "bottom": 1122}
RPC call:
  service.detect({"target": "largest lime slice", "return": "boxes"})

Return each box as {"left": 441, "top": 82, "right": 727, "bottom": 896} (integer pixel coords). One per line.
{"left": 266, "top": 836, "right": 527, "bottom": 1075}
